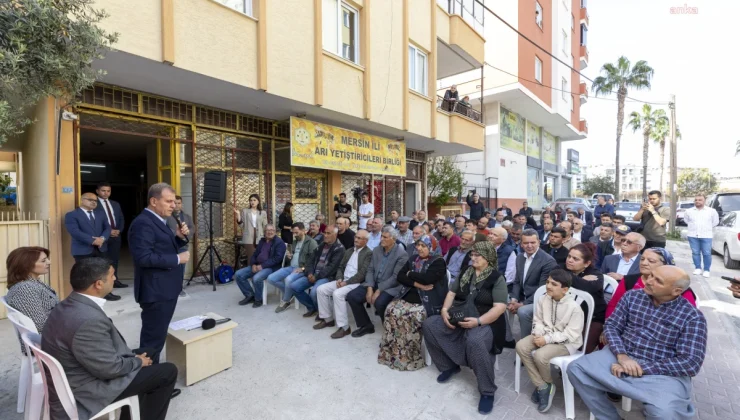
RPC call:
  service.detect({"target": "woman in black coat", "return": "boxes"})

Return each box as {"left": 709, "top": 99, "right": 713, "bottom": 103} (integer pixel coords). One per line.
{"left": 277, "top": 202, "right": 294, "bottom": 245}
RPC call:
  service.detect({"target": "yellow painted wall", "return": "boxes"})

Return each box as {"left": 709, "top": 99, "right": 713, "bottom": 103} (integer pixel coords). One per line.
{"left": 450, "top": 114, "right": 484, "bottom": 150}
{"left": 408, "top": 94, "right": 432, "bottom": 138}
{"left": 322, "top": 55, "right": 364, "bottom": 119}
{"left": 449, "top": 16, "right": 485, "bottom": 64}
{"left": 174, "top": 0, "right": 259, "bottom": 88}
{"left": 369, "top": 0, "right": 404, "bottom": 130}
{"left": 266, "top": 0, "right": 315, "bottom": 104}
{"left": 95, "top": 0, "right": 162, "bottom": 61}
{"left": 435, "top": 110, "right": 450, "bottom": 143}
{"left": 409, "top": 0, "right": 432, "bottom": 51}
{"left": 21, "top": 100, "right": 52, "bottom": 219}
{"left": 436, "top": 6, "right": 450, "bottom": 44}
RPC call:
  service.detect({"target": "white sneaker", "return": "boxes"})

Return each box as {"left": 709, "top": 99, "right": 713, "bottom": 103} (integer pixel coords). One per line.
{"left": 703, "top": 271, "right": 710, "bottom": 278}
{"left": 693, "top": 269, "right": 702, "bottom": 275}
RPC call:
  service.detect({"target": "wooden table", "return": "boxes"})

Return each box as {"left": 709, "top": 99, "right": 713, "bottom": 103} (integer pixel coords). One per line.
{"left": 166, "top": 312, "right": 238, "bottom": 386}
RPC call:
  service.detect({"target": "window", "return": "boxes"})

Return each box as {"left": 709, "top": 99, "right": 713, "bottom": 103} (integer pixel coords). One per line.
{"left": 562, "top": 30, "right": 569, "bottom": 56}
{"left": 323, "top": 0, "right": 359, "bottom": 64}
{"left": 580, "top": 23, "right": 588, "bottom": 46}
{"left": 408, "top": 45, "right": 428, "bottom": 95}
{"left": 570, "top": 95, "right": 574, "bottom": 112}
{"left": 535, "top": 56, "right": 543, "bottom": 83}
{"left": 215, "top": 0, "right": 253, "bottom": 16}
{"left": 535, "top": 1, "right": 543, "bottom": 28}
{"left": 562, "top": 77, "right": 568, "bottom": 100}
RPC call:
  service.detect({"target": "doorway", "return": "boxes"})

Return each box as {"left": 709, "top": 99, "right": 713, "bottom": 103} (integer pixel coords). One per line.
{"left": 405, "top": 181, "right": 420, "bottom": 217}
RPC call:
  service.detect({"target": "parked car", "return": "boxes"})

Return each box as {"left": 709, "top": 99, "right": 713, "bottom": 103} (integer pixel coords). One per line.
{"left": 614, "top": 202, "right": 642, "bottom": 230}
{"left": 675, "top": 201, "right": 694, "bottom": 226}
{"left": 554, "top": 197, "right": 593, "bottom": 209}
{"left": 712, "top": 211, "right": 740, "bottom": 269}
{"left": 707, "top": 192, "right": 740, "bottom": 220}
{"left": 552, "top": 202, "right": 592, "bottom": 223}
{"left": 591, "top": 193, "right": 615, "bottom": 202}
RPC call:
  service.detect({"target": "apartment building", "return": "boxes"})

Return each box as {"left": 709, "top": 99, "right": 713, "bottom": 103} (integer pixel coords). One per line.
{"left": 440, "top": 0, "right": 589, "bottom": 211}
{"left": 576, "top": 164, "right": 666, "bottom": 196}
{"left": 0, "top": 0, "right": 486, "bottom": 297}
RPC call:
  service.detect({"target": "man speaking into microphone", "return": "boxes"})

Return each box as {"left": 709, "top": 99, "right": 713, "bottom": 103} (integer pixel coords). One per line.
{"left": 128, "top": 183, "right": 190, "bottom": 366}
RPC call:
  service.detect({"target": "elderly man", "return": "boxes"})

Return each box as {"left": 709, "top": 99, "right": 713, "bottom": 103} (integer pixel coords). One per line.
{"left": 444, "top": 230, "right": 475, "bottom": 282}
{"left": 346, "top": 226, "right": 409, "bottom": 337}
{"left": 508, "top": 229, "right": 558, "bottom": 337}
{"left": 488, "top": 227, "right": 516, "bottom": 286}
{"left": 396, "top": 216, "right": 414, "bottom": 245}
{"left": 539, "top": 219, "right": 554, "bottom": 244}
{"left": 315, "top": 230, "right": 372, "bottom": 338}
{"left": 596, "top": 224, "right": 628, "bottom": 270}
{"left": 577, "top": 206, "right": 594, "bottom": 226}
{"left": 497, "top": 202, "right": 514, "bottom": 219}
{"left": 291, "top": 225, "right": 345, "bottom": 318}
{"left": 266, "top": 222, "right": 318, "bottom": 313}
{"left": 366, "top": 217, "right": 383, "bottom": 249}
{"left": 307, "top": 220, "right": 324, "bottom": 244}
{"left": 387, "top": 210, "right": 400, "bottom": 229}
{"left": 571, "top": 218, "right": 593, "bottom": 244}
{"left": 559, "top": 221, "right": 580, "bottom": 249}
{"left": 568, "top": 266, "right": 707, "bottom": 420}
{"left": 336, "top": 217, "right": 356, "bottom": 249}
{"left": 438, "top": 221, "right": 461, "bottom": 256}
{"left": 234, "top": 224, "right": 286, "bottom": 308}
{"left": 541, "top": 226, "right": 569, "bottom": 269}
{"left": 603, "top": 232, "right": 645, "bottom": 280}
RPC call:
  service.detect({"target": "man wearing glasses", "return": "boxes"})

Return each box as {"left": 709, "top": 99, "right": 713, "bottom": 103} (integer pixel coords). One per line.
{"left": 602, "top": 233, "right": 646, "bottom": 281}
{"left": 64, "top": 192, "right": 120, "bottom": 300}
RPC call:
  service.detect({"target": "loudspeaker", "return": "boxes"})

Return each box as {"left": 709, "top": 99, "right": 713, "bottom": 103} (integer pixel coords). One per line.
{"left": 203, "top": 171, "right": 227, "bottom": 203}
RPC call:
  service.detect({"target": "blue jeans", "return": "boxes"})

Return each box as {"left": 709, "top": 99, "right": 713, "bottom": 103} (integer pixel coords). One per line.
{"left": 235, "top": 266, "right": 274, "bottom": 301}
{"left": 267, "top": 267, "right": 306, "bottom": 303}
{"left": 290, "top": 276, "right": 330, "bottom": 312}
{"left": 687, "top": 237, "right": 712, "bottom": 271}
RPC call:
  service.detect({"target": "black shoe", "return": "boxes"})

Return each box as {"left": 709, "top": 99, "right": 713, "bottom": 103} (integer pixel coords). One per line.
{"left": 531, "top": 387, "right": 540, "bottom": 404}
{"left": 252, "top": 300, "right": 263, "bottom": 308}
{"left": 104, "top": 293, "right": 121, "bottom": 301}
{"left": 170, "top": 389, "right": 181, "bottom": 399}
{"left": 351, "top": 325, "right": 375, "bottom": 338}
{"left": 302, "top": 310, "right": 318, "bottom": 318}
{"left": 436, "top": 366, "right": 461, "bottom": 383}
{"left": 113, "top": 280, "right": 128, "bottom": 288}
{"left": 239, "top": 296, "right": 255, "bottom": 306}
{"left": 606, "top": 392, "right": 622, "bottom": 402}
{"left": 537, "top": 383, "right": 556, "bottom": 413}
{"left": 478, "top": 394, "right": 494, "bottom": 415}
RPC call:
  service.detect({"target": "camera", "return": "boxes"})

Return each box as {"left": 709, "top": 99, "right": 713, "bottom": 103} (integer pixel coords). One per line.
{"left": 351, "top": 186, "right": 364, "bottom": 201}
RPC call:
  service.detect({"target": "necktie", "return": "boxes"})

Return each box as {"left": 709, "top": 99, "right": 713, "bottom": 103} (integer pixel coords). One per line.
{"left": 87, "top": 211, "right": 95, "bottom": 227}
{"left": 104, "top": 200, "right": 116, "bottom": 230}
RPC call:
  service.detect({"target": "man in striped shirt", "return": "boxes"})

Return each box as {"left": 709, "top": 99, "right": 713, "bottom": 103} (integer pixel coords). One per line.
{"left": 567, "top": 265, "right": 707, "bottom": 420}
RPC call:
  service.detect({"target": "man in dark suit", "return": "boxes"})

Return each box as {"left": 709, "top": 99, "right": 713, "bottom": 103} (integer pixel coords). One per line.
{"left": 577, "top": 206, "right": 594, "bottom": 227}
{"left": 65, "top": 192, "right": 119, "bottom": 301}
{"left": 94, "top": 182, "right": 127, "bottom": 289}
{"left": 508, "top": 229, "right": 558, "bottom": 336}
{"left": 128, "top": 183, "right": 190, "bottom": 364}
{"left": 602, "top": 232, "right": 645, "bottom": 280}
{"left": 234, "top": 224, "right": 286, "bottom": 308}
{"left": 571, "top": 218, "right": 593, "bottom": 244}
{"left": 42, "top": 258, "right": 177, "bottom": 420}
{"left": 496, "top": 202, "right": 514, "bottom": 219}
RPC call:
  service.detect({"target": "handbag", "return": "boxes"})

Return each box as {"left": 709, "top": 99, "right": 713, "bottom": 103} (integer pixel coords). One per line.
{"left": 448, "top": 280, "right": 481, "bottom": 325}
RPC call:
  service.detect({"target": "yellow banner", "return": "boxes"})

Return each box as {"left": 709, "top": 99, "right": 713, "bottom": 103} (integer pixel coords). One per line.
{"left": 290, "top": 117, "right": 406, "bottom": 176}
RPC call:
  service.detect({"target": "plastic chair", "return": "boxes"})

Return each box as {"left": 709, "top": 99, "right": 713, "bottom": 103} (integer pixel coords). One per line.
{"left": 446, "top": 270, "right": 453, "bottom": 285}
{"left": 603, "top": 276, "right": 618, "bottom": 301}
{"left": 7, "top": 312, "right": 44, "bottom": 420}
{"left": 21, "top": 332, "right": 141, "bottom": 420}
{"left": 2, "top": 296, "right": 40, "bottom": 416}
{"left": 514, "top": 286, "right": 596, "bottom": 420}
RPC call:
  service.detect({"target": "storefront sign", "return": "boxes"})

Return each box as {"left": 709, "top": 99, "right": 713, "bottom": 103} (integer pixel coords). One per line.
{"left": 290, "top": 117, "right": 406, "bottom": 176}
{"left": 567, "top": 148, "right": 579, "bottom": 163}
{"left": 543, "top": 131, "right": 558, "bottom": 165}
{"left": 568, "top": 161, "right": 580, "bottom": 174}
{"left": 500, "top": 107, "right": 525, "bottom": 154}
{"left": 526, "top": 121, "right": 541, "bottom": 159}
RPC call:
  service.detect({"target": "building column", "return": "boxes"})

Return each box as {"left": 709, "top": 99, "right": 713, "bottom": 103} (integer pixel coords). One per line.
{"left": 327, "top": 170, "right": 342, "bottom": 224}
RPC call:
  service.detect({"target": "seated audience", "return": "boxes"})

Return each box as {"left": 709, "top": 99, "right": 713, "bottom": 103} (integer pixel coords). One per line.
{"left": 379, "top": 236, "right": 447, "bottom": 371}
{"left": 477, "top": 218, "right": 490, "bottom": 236}
{"left": 487, "top": 227, "right": 516, "bottom": 288}
{"left": 564, "top": 243, "right": 606, "bottom": 354}
{"left": 307, "top": 220, "right": 324, "bottom": 244}
{"left": 444, "top": 230, "right": 475, "bottom": 282}
{"left": 592, "top": 213, "right": 613, "bottom": 238}
{"left": 513, "top": 214, "right": 535, "bottom": 230}
{"left": 422, "top": 241, "right": 509, "bottom": 415}
{"left": 42, "top": 258, "right": 177, "bottom": 420}
{"left": 366, "top": 218, "right": 383, "bottom": 250}
{"left": 266, "top": 222, "right": 318, "bottom": 313}
{"left": 541, "top": 227, "right": 569, "bottom": 268}
{"left": 539, "top": 219, "right": 554, "bottom": 243}
{"left": 396, "top": 216, "right": 414, "bottom": 245}
{"left": 453, "top": 215, "right": 467, "bottom": 236}
{"left": 509, "top": 224, "right": 523, "bottom": 252}
{"left": 432, "top": 219, "right": 445, "bottom": 242}
{"left": 568, "top": 266, "right": 707, "bottom": 420}
{"left": 467, "top": 219, "right": 488, "bottom": 243}
{"left": 516, "top": 269, "right": 585, "bottom": 413}
{"left": 336, "top": 217, "right": 356, "bottom": 249}
{"left": 234, "top": 225, "right": 286, "bottom": 308}
{"left": 346, "top": 227, "right": 409, "bottom": 337}
{"left": 314, "top": 231, "right": 372, "bottom": 338}
{"left": 571, "top": 218, "right": 593, "bottom": 244}
{"left": 291, "top": 225, "right": 345, "bottom": 318}
{"left": 611, "top": 214, "right": 626, "bottom": 227}
{"left": 602, "top": 232, "right": 644, "bottom": 281}
{"left": 315, "top": 213, "right": 327, "bottom": 233}
{"left": 577, "top": 207, "right": 594, "bottom": 226}
{"left": 438, "top": 221, "right": 461, "bottom": 256}
{"left": 591, "top": 221, "right": 614, "bottom": 245}
{"left": 508, "top": 229, "right": 558, "bottom": 337}
{"left": 387, "top": 210, "right": 400, "bottom": 229}
{"left": 596, "top": 224, "right": 628, "bottom": 270}
{"left": 559, "top": 221, "right": 580, "bottom": 249}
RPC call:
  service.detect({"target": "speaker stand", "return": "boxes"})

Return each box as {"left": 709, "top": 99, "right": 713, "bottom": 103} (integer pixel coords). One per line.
{"left": 187, "top": 201, "right": 220, "bottom": 291}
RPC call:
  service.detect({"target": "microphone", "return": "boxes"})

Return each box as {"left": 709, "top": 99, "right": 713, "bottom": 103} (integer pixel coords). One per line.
{"left": 201, "top": 317, "right": 231, "bottom": 330}
{"left": 173, "top": 211, "right": 189, "bottom": 244}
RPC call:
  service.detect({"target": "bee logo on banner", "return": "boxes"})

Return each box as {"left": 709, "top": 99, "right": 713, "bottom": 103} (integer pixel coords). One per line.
{"left": 290, "top": 117, "right": 406, "bottom": 177}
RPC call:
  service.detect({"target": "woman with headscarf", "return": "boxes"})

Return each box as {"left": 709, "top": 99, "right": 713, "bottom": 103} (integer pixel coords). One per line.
{"left": 378, "top": 236, "right": 447, "bottom": 371}
{"left": 422, "top": 241, "right": 509, "bottom": 415}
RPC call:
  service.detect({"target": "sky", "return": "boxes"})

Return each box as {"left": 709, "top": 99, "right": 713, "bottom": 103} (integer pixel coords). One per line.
{"left": 568, "top": 0, "right": 740, "bottom": 177}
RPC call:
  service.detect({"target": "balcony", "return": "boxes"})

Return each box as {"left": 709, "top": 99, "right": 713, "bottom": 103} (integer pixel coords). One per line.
{"left": 579, "top": 119, "right": 588, "bottom": 135}
{"left": 579, "top": 82, "right": 588, "bottom": 104}
{"left": 436, "top": 0, "right": 485, "bottom": 79}
{"left": 436, "top": 96, "right": 484, "bottom": 150}
{"left": 579, "top": 45, "right": 589, "bottom": 70}
{"left": 580, "top": 6, "right": 589, "bottom": 27}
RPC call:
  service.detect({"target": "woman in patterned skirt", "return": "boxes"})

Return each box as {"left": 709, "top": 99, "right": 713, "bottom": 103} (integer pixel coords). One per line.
{"left": 378, "top": 236, "right": 447, "bottom": 371}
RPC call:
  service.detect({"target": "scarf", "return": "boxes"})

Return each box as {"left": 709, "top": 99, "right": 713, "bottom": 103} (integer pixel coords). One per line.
{"left": 458, "top": 241, "right": 498, "bottom": 289}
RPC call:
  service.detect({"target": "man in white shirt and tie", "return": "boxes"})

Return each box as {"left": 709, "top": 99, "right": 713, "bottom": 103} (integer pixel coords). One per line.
{"left": 95, "top": 182, "right": 127, "bottom": 289}
{"left": 684, "top": 194, "right": 720, "bottom": 278}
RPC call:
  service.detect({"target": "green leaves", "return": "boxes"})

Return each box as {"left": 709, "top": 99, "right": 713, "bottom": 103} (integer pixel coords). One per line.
{"left": 582, "top": 175, "right": 616, "bottom": 197}
{"left": 427, "top": 156, "right": 466, "bottom": 206}
{"left": 678, "top": 169, "right": 717, "bottom": 198}
{"left": 0, "top": 0, "right": 117, "bottom": 144}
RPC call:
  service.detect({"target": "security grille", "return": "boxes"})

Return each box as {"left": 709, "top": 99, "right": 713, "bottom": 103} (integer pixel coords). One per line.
{"left": 384, "top": 177, "right": 404, "bottom": 217}
{"left": 340, "top": 173, "right": 371, "bottom": 230}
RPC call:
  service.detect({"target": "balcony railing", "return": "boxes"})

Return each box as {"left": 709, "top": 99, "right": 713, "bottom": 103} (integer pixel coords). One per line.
{"left": 437, "top": 96, "right": 482, "bottom": 123}
{"left": 437, "top": 0, "right": 485, "bottom": 35}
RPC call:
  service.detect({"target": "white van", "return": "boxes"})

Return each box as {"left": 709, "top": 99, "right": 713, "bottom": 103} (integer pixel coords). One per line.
{"left": 591, "top": 193, "right": 615, "bottom": 202}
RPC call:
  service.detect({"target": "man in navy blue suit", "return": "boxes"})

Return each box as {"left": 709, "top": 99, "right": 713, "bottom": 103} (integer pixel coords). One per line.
{"left": 94, "top": 182, "right": 127, "bottom": 289}
{"left": 65, "top": 192, "right": 120, "bottom": 301}
{"left": 128, "top": 183, "right": 190, "bottom": 367}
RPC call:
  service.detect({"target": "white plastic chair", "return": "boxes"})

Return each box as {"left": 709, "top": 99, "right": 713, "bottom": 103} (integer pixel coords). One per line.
{"left": 514, "top": 286, "right": 596, "bottom": 420}
{"left": 21, "top": 332, "right": 141, "bottom": 420}
{"left": 2, "top": 296, "right": 41, "bottom": 416}
{"left": 7, "top": 312, "right": 44, "bottom": 420}
{"left": 603, "top": 276, "right": 618, "bottom": 301}
{"left": 446, "top": 270, "right": 453, "bottom": 285}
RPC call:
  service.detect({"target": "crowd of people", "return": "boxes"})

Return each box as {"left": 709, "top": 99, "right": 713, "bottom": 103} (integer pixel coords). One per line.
{"left": 2, "top": 186, "right": 720, "bottom": 418}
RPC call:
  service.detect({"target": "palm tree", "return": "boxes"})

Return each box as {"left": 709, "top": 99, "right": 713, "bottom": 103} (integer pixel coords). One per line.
{"left": 592, "top": 57, "right": 654, "bottom": 199}
{"left": 628, "top": 104, "right": 668, "bottom": 198}
{"left": 651, "top": 120, "right": 681, "bottom": 192}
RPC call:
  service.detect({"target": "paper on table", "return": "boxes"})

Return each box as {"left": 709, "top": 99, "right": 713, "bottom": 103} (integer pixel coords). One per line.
{"left": 169, "top": 315, "right": 207, "bottom": 331}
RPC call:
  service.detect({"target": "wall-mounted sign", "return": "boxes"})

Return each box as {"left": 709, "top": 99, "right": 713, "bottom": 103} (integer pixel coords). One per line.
{"left": 543, "top": 131, "right": 558, "bottom": 165}
{"left": 568, "top": 161, "right": 581, "bottom": 174}
{"left": 290, "top": 117, "right": 406, "bottom": 176}
{"left": 500, "top": 107, "right": 525, "bottom": 154}
{"left": 62, "top": 187, "right": 74, "bottom": 194}
{"left": 567, "top": 148, "right": 580, "bottom": 163}
{"left": 526, "top": 121, "right": 541, "bottom": 159}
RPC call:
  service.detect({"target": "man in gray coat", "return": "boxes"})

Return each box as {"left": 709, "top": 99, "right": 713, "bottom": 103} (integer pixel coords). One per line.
{"left": 507, "top": 229, "right": 558, "bottom": 337}
{"left": 346, "top": 226, "right": 409, "bottom": 337}
{"left": 41, "top": 258, "right": 177, "bottom": 420}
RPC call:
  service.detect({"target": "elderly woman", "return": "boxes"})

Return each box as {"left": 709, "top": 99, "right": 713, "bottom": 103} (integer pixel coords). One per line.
{"left": 422, "top": 241, "right": 508, "bottom": 415}
{"left": 5, "top": 247, "right": 56, "bottom": 351}
{"left": 564, "top": 243, "right": 606, "bottom": 354}
{"left": 378, "top": 236, "right": 447, "bottom": 371}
